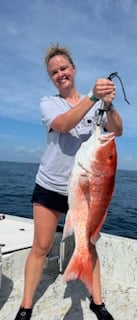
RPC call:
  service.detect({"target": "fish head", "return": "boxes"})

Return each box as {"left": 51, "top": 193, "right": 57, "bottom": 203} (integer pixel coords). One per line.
{"left": 90, "top": 126, "right": 117, "bottom": 177}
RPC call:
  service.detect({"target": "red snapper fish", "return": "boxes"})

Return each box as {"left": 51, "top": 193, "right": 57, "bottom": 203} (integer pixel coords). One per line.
{"left": 62, "top": 126, "right": 117, "bottom": 294}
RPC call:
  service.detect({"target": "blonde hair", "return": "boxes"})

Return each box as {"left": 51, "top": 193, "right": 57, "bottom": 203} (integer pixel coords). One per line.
{"left": 44, "top": 44, "right": 74, "bottom": 69}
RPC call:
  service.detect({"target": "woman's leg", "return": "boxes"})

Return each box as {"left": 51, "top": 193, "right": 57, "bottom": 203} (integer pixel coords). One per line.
{"left": 90, "top": 244, "right": 102, "bottom": 304}
{"left": 89, "top": 244, "right": 114, "bottom": 319}
{"left": 20, "top": 203, "right": 61, "bottom": 308}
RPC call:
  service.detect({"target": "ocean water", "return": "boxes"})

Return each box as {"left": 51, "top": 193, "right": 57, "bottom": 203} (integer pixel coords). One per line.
{"left": 0, "top": 161, "right": 136, "bottom": 239}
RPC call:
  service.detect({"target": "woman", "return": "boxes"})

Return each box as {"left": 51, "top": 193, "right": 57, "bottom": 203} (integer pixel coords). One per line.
{"left": 14, "top": 44, "right": 123, "bottom": 320}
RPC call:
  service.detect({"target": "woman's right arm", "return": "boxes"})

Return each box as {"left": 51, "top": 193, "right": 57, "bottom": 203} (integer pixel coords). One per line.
{"left": 51, "top": 96, "right": 94, "bottom": 133}
{"left": 51, "top": 79, "right": 115, "bottom": 133}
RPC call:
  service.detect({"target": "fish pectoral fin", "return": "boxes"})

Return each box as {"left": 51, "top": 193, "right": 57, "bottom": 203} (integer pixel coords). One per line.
{"left": 62, "top": 209, "right": 74, "bottom": 240}
{"left": 77, "top": 175, "right": 91, "bottom": 203}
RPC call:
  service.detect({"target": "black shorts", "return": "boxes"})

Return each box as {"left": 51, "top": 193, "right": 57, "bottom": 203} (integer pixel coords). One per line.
{"left": 31, "top": 183, "right": 69, "bottom": 214}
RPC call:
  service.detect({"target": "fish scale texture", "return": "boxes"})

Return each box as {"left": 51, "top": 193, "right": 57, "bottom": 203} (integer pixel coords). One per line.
{"left": 62, "top": 127, "right": 117, "bottom": 293}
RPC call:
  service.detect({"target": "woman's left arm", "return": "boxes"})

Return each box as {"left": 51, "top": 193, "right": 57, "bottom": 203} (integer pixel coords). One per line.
{"left": 103, "top": 89, "right": 123, "bottom": 136}
{"left": 104, "top": 107, "right": 123, "bottom": 136}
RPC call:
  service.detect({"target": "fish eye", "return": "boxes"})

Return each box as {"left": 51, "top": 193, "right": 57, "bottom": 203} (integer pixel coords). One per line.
{"left": 108, "top": 153, "right": 113, "bottom": 160}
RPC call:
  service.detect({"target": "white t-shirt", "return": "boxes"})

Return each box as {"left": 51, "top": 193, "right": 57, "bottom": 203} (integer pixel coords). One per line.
{"left": 36, "top": 95, "right": 107, "bottom": 196}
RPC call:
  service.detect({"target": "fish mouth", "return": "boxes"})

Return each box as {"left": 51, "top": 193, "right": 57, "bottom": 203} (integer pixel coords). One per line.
{"left": 96, "top": 126, "right": 115, "bottom": 145}
{"left": 99, "top": 132, "right": 115, "bottom": 145}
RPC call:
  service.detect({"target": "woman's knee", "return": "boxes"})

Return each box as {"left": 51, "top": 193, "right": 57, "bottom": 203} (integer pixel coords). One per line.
{"left": 32, "top": 238, "right": 53, "bottom": 258}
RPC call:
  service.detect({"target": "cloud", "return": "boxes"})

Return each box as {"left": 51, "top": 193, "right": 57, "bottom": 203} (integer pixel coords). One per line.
{"left": 8, "top": 25, "right": 18, "bottom": 36}
{"left": 16, "top": 145, "right": 43, "bottom": 155}
{"left": 0, "top": 133, "right": 15, "bottom": 140}
{"left": 15, "top": 145, "right": 44, "bottom": 162}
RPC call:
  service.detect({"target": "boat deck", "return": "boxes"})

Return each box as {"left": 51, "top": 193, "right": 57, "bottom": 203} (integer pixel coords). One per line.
{"left": 0, "top": 214, "right": 137, "bottom": 320}
{"left": 0, "top": 214, "right": 34, "bottom": 254}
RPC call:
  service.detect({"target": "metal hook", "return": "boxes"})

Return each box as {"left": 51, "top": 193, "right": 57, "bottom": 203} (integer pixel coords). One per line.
{"left": 108, "top": 72, "right": 130, "bottom": 105}
{"left": 96, "top": 71, "right": 130, "bottom": 126}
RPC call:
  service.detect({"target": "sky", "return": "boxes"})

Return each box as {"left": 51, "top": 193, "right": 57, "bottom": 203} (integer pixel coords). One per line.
{"left": 0, "top": 0, "right": 136, "bottom": 170}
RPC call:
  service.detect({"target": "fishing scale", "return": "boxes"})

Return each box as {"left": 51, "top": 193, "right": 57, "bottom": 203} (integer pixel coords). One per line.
{"left": 97, "top": 72, "right": 130, "bottom": 126}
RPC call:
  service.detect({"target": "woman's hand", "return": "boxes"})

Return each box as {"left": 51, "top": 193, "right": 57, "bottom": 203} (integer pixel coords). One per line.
{"left": 103, "top": 89, "right": 116, "bottom": 110}
{"left": 93, "top": 79, "right": 116, "bottom": 101}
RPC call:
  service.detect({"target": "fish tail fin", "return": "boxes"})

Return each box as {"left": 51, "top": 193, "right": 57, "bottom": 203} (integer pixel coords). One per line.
{"left": 63, "top": 249, "right": 93, "bottom": 294}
